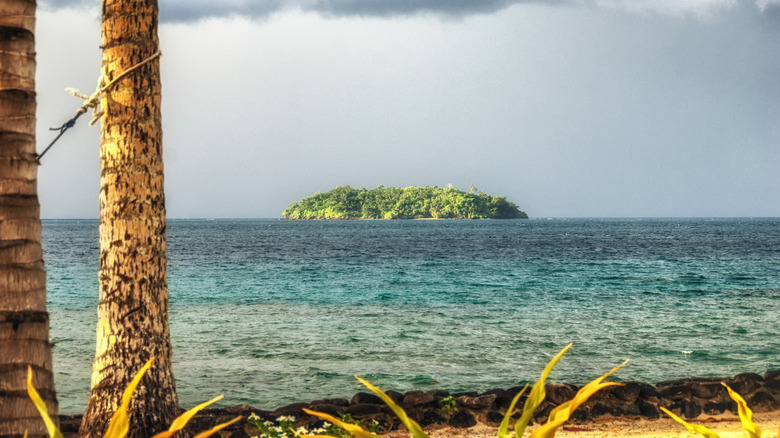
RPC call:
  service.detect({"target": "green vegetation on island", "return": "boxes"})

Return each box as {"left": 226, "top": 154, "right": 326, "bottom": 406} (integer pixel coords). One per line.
{"left": 283, "top": 185, "right": 529, "bottom": 219}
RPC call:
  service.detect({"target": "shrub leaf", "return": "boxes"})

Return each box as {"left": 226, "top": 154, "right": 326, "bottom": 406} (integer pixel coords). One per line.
{"left": 26, "top": 366, "right": 64, "bottom": 438}
{"left": 302, "top": 408, "right": 383, "bottom": 438}
{"left": 514, "top": 342, "right": 573, "bottom": 438}
{"left": 661, "top": 407, "right": 721, "bottom": 438}
{"left": 153, "top": 394, "right": 228, "bottom": 438}
{"left": 355, "top": 376, "right": 430, "bottom": 438}
{"left": 529, "top": 360, "right": 628, "bottom": 438}
{"left": 497, "top": 384, "right": 528, "bottom": 438}
{"left": 103, "top": 357, "right": 156, "bottom": 438}
{"left": 192, "top": 415, "right": 243, "bottom": 438}
{"left": 722, "top": 383, "right": 762, "bottom": 438}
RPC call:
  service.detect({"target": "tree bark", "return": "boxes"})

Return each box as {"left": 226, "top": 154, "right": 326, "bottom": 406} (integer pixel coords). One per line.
{"left": 79, "top": 0, "right": 179, "bottom": 436}
{"left": 0, "top": 1, "right": 59, "bottom": 437}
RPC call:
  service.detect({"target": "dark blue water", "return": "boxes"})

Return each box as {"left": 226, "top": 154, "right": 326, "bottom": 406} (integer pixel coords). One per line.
{"left": 43, "top": 218, "right": 780, "bottom": 414}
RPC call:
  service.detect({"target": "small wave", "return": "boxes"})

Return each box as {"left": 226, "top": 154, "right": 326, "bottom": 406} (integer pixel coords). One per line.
{"left": 728, "top": 275, "right": 757, "bottom": 281}
{"left": 397, "top": 331, "right": 421, "bottom": 339}
{"left": 314, "top": 371, "right": 343, "bottom": 379}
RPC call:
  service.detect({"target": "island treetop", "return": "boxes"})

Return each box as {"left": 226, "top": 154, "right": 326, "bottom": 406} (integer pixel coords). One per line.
{"left": 283, "top": 185, "right": 528, "bottom": 220}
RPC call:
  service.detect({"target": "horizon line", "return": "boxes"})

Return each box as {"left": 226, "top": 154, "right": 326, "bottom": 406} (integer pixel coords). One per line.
{"left": 39, "top": 216, "right": 780, "bottom": 221}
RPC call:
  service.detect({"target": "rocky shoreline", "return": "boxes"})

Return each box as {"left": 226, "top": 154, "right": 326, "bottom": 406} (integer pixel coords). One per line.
{"left": 58, "top": 370, "right": 780, "bottom": 437}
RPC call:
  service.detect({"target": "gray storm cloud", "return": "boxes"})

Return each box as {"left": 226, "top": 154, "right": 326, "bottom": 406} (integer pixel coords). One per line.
{"left": 33, "top": 0, "right": 780, "bottom": 219}
{"left": 162, "top": 0, "right": 537, "bottom": 22}
{"left": 306, "top": 0, "right": 536, "bottom": 17}
{"left": 40, "top": 0, "right": 536, "bottom": 21}
{"left": 40, "top": 0, "right": 777, "bottom": 22}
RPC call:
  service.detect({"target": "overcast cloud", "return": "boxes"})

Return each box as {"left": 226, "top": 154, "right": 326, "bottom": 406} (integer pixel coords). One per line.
{"left": 34, "top": 0, "right": 780, "bottom": 218}
{"left": 41, "top": 0, "right": 780, "bottom": 21}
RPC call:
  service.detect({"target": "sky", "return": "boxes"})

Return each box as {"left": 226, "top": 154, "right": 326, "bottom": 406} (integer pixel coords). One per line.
{"left": 35, "top": 0, "right": 780, "bottom": 218}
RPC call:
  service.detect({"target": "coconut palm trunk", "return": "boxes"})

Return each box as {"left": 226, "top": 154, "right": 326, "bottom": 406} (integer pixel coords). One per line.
{"left": 79, "top": 0, "right": 179, "bottom": 436}
{"left": 0, "top": 1, "right": 59, "bottom": 436}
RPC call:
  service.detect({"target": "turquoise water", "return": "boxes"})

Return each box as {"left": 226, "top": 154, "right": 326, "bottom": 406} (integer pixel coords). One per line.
{"left": 43, "top": 218, "right": 780, "bottom": 414}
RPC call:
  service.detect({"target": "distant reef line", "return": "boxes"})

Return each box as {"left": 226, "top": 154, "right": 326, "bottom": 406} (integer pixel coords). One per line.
{"left": 282, "top": 185, "right": 528, "bottom": 220}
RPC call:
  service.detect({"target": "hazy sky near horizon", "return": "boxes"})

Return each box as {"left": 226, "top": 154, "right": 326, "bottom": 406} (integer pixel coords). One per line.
{"left": 35, "top": 0, "right": 779, "bottom": 218}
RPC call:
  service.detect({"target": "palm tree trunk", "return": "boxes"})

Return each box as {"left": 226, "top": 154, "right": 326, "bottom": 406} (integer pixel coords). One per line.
{"left": 79, "top": 0, "right": 179, "bottom": 436}
{"left": 0, "top": 1, "right": 59, "bottom": 437}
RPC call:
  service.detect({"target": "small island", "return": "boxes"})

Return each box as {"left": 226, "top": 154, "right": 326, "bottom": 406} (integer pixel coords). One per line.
{"left": 283, "top": 185, "right": 528, "bottom": 220}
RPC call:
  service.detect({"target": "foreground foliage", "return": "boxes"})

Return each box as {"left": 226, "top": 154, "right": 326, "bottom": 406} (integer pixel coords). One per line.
{"left": 247, "top": 413, "right": 379, "bottom": 438}
{"left": 272, "top": 343, "right": 776, "bottom": 438}
{"left": 26, "top": 358, "right": 241, "bottom": 438}
{"left": 283, "top": 185, "right": 528, "bottom": 219}
{"left": 29, "top": 346, "right": 780, "bottom": 438}
{"left": 661, "top": 382, "right": 776, "bottom": 438}
{"left": 296, "top": 343, "right": 628, "bottom": 438}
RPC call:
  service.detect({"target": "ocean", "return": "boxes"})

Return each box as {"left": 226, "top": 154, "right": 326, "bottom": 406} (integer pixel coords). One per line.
{"left": 43, "top": 218, "right": 780, "bottom": 414}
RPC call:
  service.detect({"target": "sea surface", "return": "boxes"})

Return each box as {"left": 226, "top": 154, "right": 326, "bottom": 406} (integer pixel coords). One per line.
{"left": 43, "top": 218, "right": 780, "bottom": 414}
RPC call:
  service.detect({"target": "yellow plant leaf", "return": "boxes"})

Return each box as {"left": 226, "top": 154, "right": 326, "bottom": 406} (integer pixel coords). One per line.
{"left": 722, "top": 383, "right": 762, "bottom": 438}
{"left": 303, "top": 408, "right": 383, "bottom": 438}
{"left": 543, "top": 399, "right": 574, "bottom": 432}
{"left": 192, "top": 415, "right": 243, "bottom": 438}
{"left": 514, "top": 342, "right": 573, "bottom": 438}
{"left": 529, "top": 360, "right": 627, "bottom": 438}
{"left": 103, "top": 357, "right": 156, "bottom": 438}
{"left": 661, "top": 407, "right": 721, "bottom": 438}
{"left": 562, "top": 360, "right": 627, "bottom": 415}
{"left": 293, "top": 430, "right": 337, "bottom": 438}
{"left": 26, "top": 366, "right": 64, "bottom": 438}
{"left": 529, "top": 384, "right": 619, "bottom": 438}
{"left": 355, "top": 376, "right": 430, "bottom": 438}
{"left": 497, "top": 384, "right": 528, "bottom": 438}
{"left": 152, "top": 395, "right": 226, "bottom": 438}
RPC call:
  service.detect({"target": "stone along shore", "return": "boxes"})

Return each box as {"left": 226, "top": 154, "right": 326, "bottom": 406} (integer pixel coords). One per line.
{"left": 57, "top": 370, "right": 780, "bottom": 437}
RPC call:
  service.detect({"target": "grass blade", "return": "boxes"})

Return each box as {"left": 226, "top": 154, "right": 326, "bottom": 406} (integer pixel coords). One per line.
{"left": 26, "top": 366, "right": 64, "bottom": 438}
{"left": 192, "top": 416, "right": 243, "bottom": 438}
{"left": 722, "top": 383, "right": 762, "bottom": 438}
{"left": 529, "top": 360, "right": 627, "bottom": 438}
{"left": 570, "top": 360, "right": 626, "bottom": 406}
{"left": 661, "top": 407, "right": 721, "bottom": 438}
{"left": 103, "top": 357, "right": 156, "bottom": 438}
{"left": 514, "top": 342, "right": 573, "bottom": 438}
{"left": 302, "top": 408, "right": 383, "bottom": 438}
{"left": 497, "top": 385, "right": 528, "bottom": 438}
{"left": 355, "top": 376, "right": 430, "bottom": 438}
{"left": 152, "top": 395, "right": 226, "bottom": 438}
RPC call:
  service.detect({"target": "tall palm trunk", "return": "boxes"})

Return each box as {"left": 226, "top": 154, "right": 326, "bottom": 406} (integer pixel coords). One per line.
{"left": 0, "top": 1, "right": 59, "bottom": 437}
{"left": 79, "top": 0, "right": 178, "bottom": 436}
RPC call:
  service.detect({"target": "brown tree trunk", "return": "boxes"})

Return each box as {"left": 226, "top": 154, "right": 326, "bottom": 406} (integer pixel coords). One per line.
{"left": 79, "top": 0, "right": 179, "bottom": 436}
{"left": 0, "top": 1, "right": 59, "bottom": 437}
